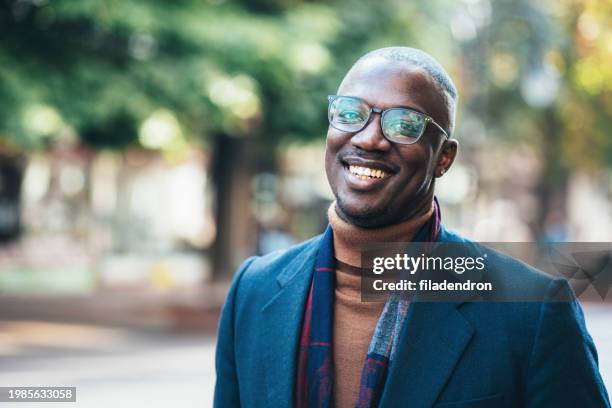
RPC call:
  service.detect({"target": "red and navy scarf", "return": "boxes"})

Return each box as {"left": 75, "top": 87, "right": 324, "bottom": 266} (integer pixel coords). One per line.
{"left": 296, "top": 200, "right": 442, "bottom": 408}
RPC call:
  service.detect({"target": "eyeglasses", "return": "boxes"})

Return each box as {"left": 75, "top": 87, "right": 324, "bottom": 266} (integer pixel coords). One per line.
{"left": 327, "top": 95, "right": 449, "bottom": 145}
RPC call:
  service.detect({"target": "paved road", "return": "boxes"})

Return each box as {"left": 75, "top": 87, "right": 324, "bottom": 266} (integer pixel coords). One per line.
{"left": 0, "top": 303, "right": 610, "bottom": 407}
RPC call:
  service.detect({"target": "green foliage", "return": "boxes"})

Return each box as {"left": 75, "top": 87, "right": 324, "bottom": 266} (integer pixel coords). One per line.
{"left": 0, "top": 0, "right": 458, "bottom": 151}
{"left": 1, "top": 0, "right": 609, "bottom": 173}
{"left": 80, "top": 111, "right": 139, "bottom": 149}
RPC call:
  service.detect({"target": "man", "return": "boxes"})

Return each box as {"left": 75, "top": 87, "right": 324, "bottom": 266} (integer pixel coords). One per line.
{"left": 214, "top": 47, "right": 610, "bottom": 407}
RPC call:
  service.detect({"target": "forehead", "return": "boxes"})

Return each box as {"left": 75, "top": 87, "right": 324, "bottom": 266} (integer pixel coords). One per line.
{"left": 337, "top": 58, "right": 447, "bottom": 119}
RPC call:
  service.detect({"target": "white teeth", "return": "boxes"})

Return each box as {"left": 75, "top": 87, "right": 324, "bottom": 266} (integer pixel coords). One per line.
{"left": 348, "top": 165, "right": 387, "bottom": 179}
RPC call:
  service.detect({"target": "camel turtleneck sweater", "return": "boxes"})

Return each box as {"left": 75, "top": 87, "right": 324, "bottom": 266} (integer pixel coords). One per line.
{"left": 327, "top": 202, "right": 433, "bottom": 408}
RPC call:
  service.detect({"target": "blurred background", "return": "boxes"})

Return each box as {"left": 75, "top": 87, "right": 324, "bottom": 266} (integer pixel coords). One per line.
{"left": 0, "top": 0, "right": 611, "bottom": 406}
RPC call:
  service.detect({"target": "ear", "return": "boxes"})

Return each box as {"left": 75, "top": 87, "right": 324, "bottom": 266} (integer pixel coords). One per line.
{"left": 435, "top": 138, "right": 458, "bottom": 178}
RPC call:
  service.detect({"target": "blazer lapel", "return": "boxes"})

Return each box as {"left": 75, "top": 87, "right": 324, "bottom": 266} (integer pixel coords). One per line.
{"left": 258, "top": 225, "right": 475, "bottom": 407}
{"left": 261, "top": 238, "right": 321, "bottom": 407}
{"left": 379, "top": 226, "right": 476, "bottom": 407}
{"left": 378, "top": 299, "right": 474, "bottom": 408}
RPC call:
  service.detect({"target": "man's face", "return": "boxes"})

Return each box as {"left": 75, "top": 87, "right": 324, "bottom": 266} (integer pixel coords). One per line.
{"left": 325, "top": 58, "right": 456, "bottom": 228}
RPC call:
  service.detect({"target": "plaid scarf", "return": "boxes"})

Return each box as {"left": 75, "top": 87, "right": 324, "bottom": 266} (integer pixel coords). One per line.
{"left": 296, "top": 199, "right": 442, "bottom": 408}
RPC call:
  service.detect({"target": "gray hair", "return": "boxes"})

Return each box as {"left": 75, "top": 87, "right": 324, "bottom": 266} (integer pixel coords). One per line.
{"left": 359, "top": 47, "right": 457, "bottom": 101}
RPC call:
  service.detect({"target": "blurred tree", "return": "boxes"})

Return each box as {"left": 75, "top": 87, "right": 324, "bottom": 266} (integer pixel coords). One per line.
{"left": 557, "top": 0, "right": 612, "bottom": 171}
{"left": 457, "top": 0, "right": 568, "bottom": 238}
{"left": 7, "top": 0, "right": 608, "bottom": 273}
{"left": 460, "top": 0, "right": 612, "bottom": 239}
{"left": 0, "top": 145, "right": 25, "bottom": 242}
{"left": 0, "top": 0, "right": 458, "bottom": 277}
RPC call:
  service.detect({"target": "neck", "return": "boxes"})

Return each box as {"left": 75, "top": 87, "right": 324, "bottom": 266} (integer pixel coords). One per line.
{"left": 328, "top": 201, "right": 434, "bottom": 267}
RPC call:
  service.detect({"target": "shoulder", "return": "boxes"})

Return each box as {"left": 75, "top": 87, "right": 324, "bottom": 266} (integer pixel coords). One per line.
{"left": 439, "top": 225, "right": 561, "bottom": 299}
{"left": 241, "top": 234, "right": 322, "bottom": 279}
{"left": 438, "top": 228, "right": 587, "bottom": 351}
{"left": 228, "top": 234, "right": 322, "bottom": 299}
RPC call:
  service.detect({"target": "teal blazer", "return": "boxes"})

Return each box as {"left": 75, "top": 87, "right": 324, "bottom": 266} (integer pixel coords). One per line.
{"left": 214, "top": 226, "right": 610, "bottom": 407}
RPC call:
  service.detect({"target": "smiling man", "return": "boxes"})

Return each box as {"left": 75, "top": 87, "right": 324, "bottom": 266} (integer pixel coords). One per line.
{"left": 214, "top": 47, "right": 610, "bottom": 408}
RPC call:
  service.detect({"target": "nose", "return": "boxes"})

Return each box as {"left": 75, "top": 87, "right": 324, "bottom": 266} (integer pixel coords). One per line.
{"left": 350, "top": 113, "right": 392, "bottom": 152}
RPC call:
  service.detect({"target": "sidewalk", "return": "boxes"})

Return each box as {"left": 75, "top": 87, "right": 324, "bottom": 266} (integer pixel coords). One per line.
{"left": 583, "top": 303, "right": 612, "bottom": 394}
{"left": 0, "top": 284, "right": 229, "bottom": 332}
{"left": 0, "top": 321, "right": 216, "bottom": 408}
{"left": 0, "top": 299, "right": 609, "bottom": 408}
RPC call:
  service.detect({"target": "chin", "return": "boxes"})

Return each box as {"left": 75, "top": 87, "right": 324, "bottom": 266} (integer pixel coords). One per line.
{"left": 336, "top": 198, "right": 390, "bottom": 228}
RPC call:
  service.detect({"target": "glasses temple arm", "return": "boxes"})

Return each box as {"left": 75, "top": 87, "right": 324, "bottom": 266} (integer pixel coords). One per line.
{"left": 430, "top": 119, "right": 450, "bottom": 139}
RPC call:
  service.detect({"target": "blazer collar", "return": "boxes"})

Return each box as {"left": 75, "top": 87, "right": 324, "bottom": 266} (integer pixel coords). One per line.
{"left": 259, "top": 226, "right": 476, "bottom": 407}
{"left": 379, "top": 224, "right": 476, "bottom": 407}
{"left": 378, "top": 300, "right": 474, "bottom": 407}
{"left": 273, "top": 235, "right": 323, "bottom": 289}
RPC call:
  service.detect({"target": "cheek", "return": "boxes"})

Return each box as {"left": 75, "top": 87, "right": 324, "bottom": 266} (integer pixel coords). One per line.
{"left": 326, "top": 128, "right": 347, "bottom": 151}
{"left": 324, "top": 148, "right": 335, "bottom": 187}
{"left": 325, "top": 129, "right": 343, "bottom": 187}
{"left": 398, "top": 144, "right": 434, "bottom": 175}
{"left": 394, "top": 145, "right": 437, "bottom": 197}
{"left": 325, "top": 129, "right": 348, "bottom": 162}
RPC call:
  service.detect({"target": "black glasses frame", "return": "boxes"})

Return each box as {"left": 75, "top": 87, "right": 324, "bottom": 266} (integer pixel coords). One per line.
{"left": 327, "top": 95, "right": 449, "bottom": 144}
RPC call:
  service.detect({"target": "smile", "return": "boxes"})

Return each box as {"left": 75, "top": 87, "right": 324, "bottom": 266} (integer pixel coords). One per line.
{"left": 342, "top": 164, "right": 393, "bottom": 191}
{"left": 348, "top": 165, "right": 388, "bottom": 180}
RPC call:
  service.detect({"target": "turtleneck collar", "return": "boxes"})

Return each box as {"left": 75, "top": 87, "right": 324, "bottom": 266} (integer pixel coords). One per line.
{"left": 327, "top": 201, "right": 434, "bottom": 267}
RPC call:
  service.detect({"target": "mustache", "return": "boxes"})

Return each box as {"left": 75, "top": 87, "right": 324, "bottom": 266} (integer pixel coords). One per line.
{"left": 338, "top": 150, "right": 388, "bottom": 162}
{"left": 338, "top": 150, "right": 400, "bottom": 173}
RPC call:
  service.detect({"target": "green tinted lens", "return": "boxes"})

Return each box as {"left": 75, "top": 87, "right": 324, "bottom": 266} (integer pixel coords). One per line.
{"left": 329, "top": 97, "right": 369, "bottom": 132}
{"left": 382, "top": 109, "right": 426, "bottom": 143}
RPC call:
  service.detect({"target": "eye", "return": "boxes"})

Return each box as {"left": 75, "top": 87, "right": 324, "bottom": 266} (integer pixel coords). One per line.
{"left": 382, "top": 109, "right": 426, "bottom": 139}
{"left": 387, "top": 119, "right": 421, "bottom": 135}
{"left": 337, "top": 110, "right": 366, "bottom": 124}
